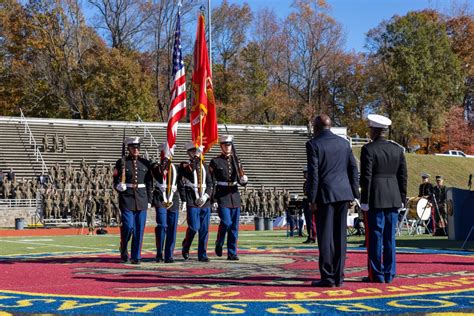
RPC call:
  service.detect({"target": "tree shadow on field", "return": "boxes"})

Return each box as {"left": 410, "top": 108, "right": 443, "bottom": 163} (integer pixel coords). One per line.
{"left": 73, "top": 274, "right": 319, "bottom": 288}
{"left": 0, "top": 256, "right": 123, "bottom": 265}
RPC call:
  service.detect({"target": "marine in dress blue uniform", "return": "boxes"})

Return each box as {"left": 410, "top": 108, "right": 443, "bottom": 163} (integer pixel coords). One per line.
{"left": 210, "top": 135, "right": 248, "bottom": 260}
{"left": 178, "top": 142, "right": 213, "bottom": 262}
{"left": 152, "top": 144, "right": 180, "bottom": 263}
{"left": 360, "top": 114, "right": 407, "bottom": 283}
{"left": 306, "top": 114, "right": 360, "bottom": 288}
{"left": 113, "top": 137, "right": 153, "bottom": 264}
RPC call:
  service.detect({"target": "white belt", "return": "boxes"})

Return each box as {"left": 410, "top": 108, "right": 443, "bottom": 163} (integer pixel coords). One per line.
{"left": 126, "top": 184, "right": 146, "bottom": 188}
{"left": 184, "top": 183, "right": 207, "bottom": 189}
{"left": 157, "top": 184, "right": 177, "bottom": 191}
{"left": 216, "top": 181, "right": 237, "bottom": 186}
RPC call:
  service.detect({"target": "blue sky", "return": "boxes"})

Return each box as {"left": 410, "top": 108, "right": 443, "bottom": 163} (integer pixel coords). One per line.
{"left": 212, "top": 0, "right": 455, "bottom": 52}
{"left": 81, "top": 0, "right": 464, "bottom": 53}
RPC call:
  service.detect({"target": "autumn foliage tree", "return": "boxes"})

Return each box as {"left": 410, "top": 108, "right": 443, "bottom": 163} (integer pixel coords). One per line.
{"left": 1, "top": 0, "right": 473, "bottom": 144}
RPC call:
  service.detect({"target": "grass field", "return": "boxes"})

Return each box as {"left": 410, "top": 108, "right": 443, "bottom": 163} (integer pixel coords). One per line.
{"left": 1, "top": 229, "right": 472, "bottom": 257}
{"left": 352, "top": 147, "right": 474, "bottom": 197}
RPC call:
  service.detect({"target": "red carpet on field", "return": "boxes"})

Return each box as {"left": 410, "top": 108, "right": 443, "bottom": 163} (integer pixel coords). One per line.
{"left": 0, "top": 248, "right": 473, "bottom": 315}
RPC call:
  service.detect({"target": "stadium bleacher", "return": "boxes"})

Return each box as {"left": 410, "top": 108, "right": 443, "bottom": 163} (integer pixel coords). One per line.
{"left": 0, "top": 116, "right": 312, "bottom": 195}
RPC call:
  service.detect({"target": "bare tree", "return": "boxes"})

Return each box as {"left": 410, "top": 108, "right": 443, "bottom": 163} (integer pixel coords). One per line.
{"left": 144, "top": 0, "right": 197, "bottom": 121}
{"left": 88, "top": 0, "right": 153, "bottom": 49}
{"left": 212, "top": 0, "right": 252, "bottom": 71}
{"left": 284, "top": 0, "right": 343, "bottom": 116}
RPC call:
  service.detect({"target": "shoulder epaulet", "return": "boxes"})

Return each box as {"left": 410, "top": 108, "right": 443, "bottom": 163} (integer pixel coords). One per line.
{"left": 388, "top": 140, "right": 406, "bottom": 153}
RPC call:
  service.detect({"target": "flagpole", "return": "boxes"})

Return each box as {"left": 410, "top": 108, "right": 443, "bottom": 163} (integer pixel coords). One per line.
{"left": 208, "top": 0, "right": 212, "bottom": 76}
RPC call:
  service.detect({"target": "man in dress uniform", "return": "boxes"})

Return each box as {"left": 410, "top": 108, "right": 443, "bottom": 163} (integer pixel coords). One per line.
{"left": 210, "top": 135, "right": 248, "bottom": 261}
{"left": 302, "top": 166, "right": 316, "bottom": 244}
{"left": 178, "top": 142, "right": 213, "bottom": 262}
{"left": 113, "top": 137, "right": 153, "bottom": 264}
{"left": 360, "top": 114, "right": 407, "bottom": 284}
{"left": 418, "top": 173, "right": 434, "bottom": 233}
{"left": 306, "top": 114, "right": 359, "bottom": 288}
{"left": 433, "top": 175, "right": 447, "bottom": 236}
{"left": 152, "top": 144, "right": 180, "bottom": 263}
{"left": 418, "top": 173, "right": 433, "bottom": 198}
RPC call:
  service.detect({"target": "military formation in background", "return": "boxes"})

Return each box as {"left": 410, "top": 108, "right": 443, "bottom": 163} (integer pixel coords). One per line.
{"left": 42, "top": 133, "right": 68, "bottom": 153}
{"left": 238, "top": 186, "right": 290, "bottom": 218}
{"left": 0, "top": 171, "right": 38, "bottom": 201}
{"left": 1, "top": 161, "right": 121, "bottom": 232}
{"left": 1, "top": 163, "right": 295, "bottom": 227}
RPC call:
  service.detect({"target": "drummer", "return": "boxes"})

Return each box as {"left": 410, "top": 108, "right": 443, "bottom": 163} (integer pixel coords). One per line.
{"left": 418, "top": 173, "right": 433, "bottom": 198}
{"left": 418, "top": 173, "right": 434, "bottom": 233}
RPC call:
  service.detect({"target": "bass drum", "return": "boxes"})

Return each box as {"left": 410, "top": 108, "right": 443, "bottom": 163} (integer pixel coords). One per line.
{"left": 407, "top": 197, "right": 432, "bottom": 221}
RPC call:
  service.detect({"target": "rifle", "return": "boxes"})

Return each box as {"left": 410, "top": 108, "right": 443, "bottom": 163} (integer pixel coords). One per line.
{"left": 121, "top": 127, "right": 126, "bottom": 184}
{"left": 224, "top": 125, "right": 245, "bottom": 180}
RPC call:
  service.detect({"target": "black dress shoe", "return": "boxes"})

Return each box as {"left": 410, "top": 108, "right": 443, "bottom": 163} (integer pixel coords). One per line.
{"left": 215, "top": 244, "right": 223, "bottom": 257}
{"left": 362, "top": 276, "right": 384, "bottom": 283}
{"left": 182, "top": 250, "right": 189, "bottom": 260}
{"left": 227, "top": 255, "right": 239, "bottom": 261}
{"left": 164, "top": 258, "right": 175, "bottom": 263}
{"left": 120, "top": 249, "right": 129, "bottom": 263}
{"left": 156, "top": 256, "right": 163, "bottom": 263}
{"left": 302, "top": 239, "right": 312, "bottom": 244}
{"left": 311, "top": 280, "right": 335, "bottom": 288}
{"left": 198, "top": 257, "right": 210, "bottom": 262}
{"left": 130, "top": 259, "right": 141, "bottom": 265}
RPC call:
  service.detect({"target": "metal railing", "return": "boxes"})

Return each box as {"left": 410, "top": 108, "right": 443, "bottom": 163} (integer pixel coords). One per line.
{"left": 349, "top": 136, "right": 370, "bottom": 147}
{"left": 136, "top": 114, "right": 161, "bottom": 157}
{"left": 0, "top": 198, "right": 37, "bottom": 208}
{"left": 19, "top": 109, "right": 50, "bottom": 178}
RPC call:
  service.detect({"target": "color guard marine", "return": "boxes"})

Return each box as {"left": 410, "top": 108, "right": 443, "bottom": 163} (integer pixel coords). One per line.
{"left": 151, "top": 143, "right": 180, "bottom": 263}
{"left": 210, "top": 135, "right": 248, "bottom": 260}
{"left": 178, "top": 142, "right": 213, "bottom": 262}
{"left": 113, "top": 137, "right": 153, "bottom": 264}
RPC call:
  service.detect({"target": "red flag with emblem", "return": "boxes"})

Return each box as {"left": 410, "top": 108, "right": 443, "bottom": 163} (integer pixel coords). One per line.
{"left": 190, "top": 13, "right": 218, "bottom": 153}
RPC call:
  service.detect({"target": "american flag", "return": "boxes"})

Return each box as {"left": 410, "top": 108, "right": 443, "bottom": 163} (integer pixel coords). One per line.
{"left": 164, "top": 10, "right": 186, "bottom": 159}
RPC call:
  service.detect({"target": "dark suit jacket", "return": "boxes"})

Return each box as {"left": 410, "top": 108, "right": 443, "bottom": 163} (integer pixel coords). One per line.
{"left": 360, "top": 137, "right": 407, "bottom": 209}
{"left": 306, "top": 129, "right": 359, "bottom": 204}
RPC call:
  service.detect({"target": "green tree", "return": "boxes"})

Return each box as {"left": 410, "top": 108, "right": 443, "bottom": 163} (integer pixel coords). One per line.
{"left": 367, "top": 10, "right": 463, "bottom": 148}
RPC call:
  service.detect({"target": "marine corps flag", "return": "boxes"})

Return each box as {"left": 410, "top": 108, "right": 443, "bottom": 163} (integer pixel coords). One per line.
{"left": 190, "top": 13, "right": 218, "bottom": 153}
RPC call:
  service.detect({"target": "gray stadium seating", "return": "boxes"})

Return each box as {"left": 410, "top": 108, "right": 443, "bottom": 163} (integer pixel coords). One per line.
{"left": 0, "top": 116, "right": 310, "bottom": 195}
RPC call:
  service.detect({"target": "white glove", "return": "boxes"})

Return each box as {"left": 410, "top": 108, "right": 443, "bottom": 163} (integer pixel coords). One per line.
{"left": 181, "top": 202, "right": 187, "bottom": 211}
{"left": 147, "top": 203, "right": 151, "bottom": 209}
{"left": 195, "top": 193, "right": 209, "bottom": 207}
{"left": 360, "top": 203, "right": 369, "bottom": 212}
{"left": 116, "top": 183, "right": 127, "bottom": 192}
{"left": 240, "top": 175, "right": 248, "bottom": 184}
{"left": 354, "top": 198, "right": 361, "bottom": 208}
{"left": 196, "top": 146, "right": 204, "bottom": 155}
{"left": 212, "top": 202, "right": 218, "bottom": 211}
